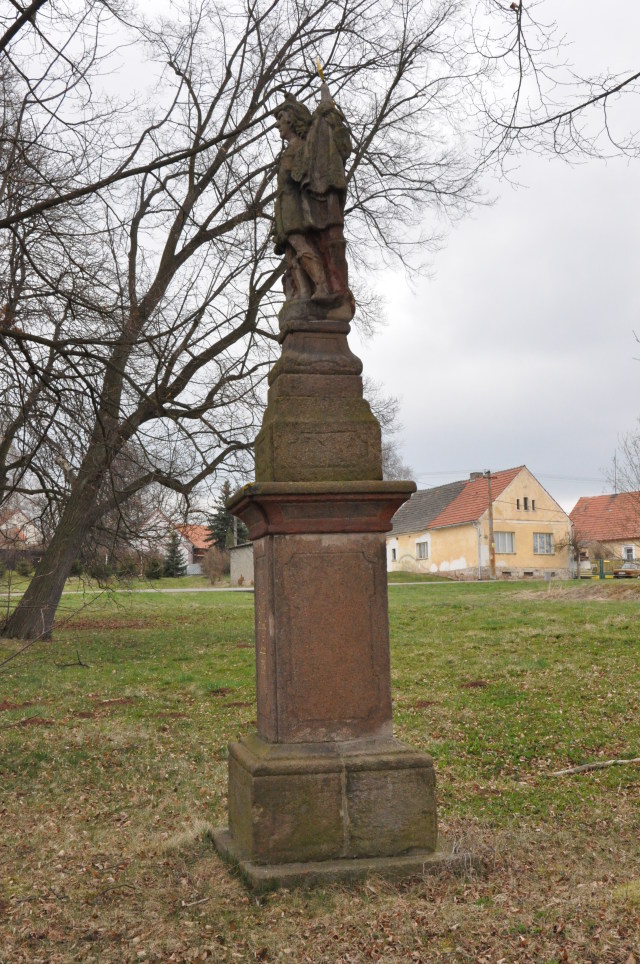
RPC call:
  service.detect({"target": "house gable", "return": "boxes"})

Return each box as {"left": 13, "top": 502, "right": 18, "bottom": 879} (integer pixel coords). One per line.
{"left": 570, "top": 492, "right": 640, "bottom": 543}
{"left": 429, "top": 466, "right": 523, "bottom": 529}
{"left": 390, "top": 480, "right": 466, "bottom": 536}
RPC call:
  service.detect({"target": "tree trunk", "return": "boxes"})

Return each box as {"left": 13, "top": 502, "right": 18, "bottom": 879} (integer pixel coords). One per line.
{"left": 2, "top": 483, "right": 99, "bottom": 640}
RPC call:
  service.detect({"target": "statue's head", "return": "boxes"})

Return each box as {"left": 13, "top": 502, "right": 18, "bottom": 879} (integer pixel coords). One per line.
{"left": 275, "top": 95, "right": 312, "bottom": 140}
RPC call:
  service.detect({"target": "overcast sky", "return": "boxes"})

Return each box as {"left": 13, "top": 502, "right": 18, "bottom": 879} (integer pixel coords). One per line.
{"left": 352, "top": 1, "right": 640, "bottom": 513}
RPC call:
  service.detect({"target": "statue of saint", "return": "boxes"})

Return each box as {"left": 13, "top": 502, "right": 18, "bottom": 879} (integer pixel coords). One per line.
{"left": 273, "top": 84, "right": 353, "bottom": 306}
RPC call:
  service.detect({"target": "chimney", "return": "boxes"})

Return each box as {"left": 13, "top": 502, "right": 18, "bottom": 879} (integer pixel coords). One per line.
{"left": 469, "top": 471, "right": 483, "bottom": 481}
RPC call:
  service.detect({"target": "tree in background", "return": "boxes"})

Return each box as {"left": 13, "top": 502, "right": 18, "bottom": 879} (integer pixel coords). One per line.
{"left": 163, "top": 531, "right": 187, "bottom": 578}
{"left": 612, "top": 425, "right": 640, "bottom": 500}
{"left": 4, "top": 1, "right": 640, "bottom": 639}
{"left": 207, "top": 481, "right": 248, "bottom": 550}
{"left": 363, "top": 378, "right": 414, "bottom": 482}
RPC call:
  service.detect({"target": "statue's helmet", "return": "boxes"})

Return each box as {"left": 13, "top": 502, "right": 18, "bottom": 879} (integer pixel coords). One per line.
{"left": 275, "top": 94, "right": 312, "bottom": 137}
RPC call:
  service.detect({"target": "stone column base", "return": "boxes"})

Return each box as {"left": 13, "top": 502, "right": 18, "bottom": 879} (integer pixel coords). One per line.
{"left": 215, "top": 733, "right": 438, "bottom": 875}
{"left": 213, "top": 828, "right": 468, "bottom": 891}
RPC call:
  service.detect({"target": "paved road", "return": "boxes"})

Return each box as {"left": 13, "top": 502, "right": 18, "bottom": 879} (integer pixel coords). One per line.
{"left": 0, "top": 586, "right": 255, "bottom": 598}
{"left": 0, "top": 581, "right": 456, "bottom": 599}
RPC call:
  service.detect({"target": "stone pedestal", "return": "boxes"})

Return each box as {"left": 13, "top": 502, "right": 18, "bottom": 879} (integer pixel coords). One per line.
{"left": 213, "top": 295, "right": 443, "bottom": 888}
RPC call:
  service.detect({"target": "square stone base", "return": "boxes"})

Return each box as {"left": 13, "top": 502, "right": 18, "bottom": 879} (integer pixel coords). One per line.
{"left": 213, "top": 828, "right": 469, "bottom": 891}
{"left": 222, "top": 733, "right": 438, "bottom": 867}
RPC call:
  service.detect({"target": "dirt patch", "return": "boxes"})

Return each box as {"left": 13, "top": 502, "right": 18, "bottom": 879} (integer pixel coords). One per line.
{"left": 517, "top": 583, "right": 640, "bottom": 602}
{"left": 0, "top": 700, "right": 37, "bottom": 712}
{"left": 208, "top": 687, "right": 233, "bottom": 697}
{"left": 157, "top": 712, "right": 189, "bottom": 720}
{"left": 226, "top": 700, "right": 252, "bottom": 708}
{"left": 461, "top": 679, "right": 489, "bottom": 689}
{"left": 235, "top": 643, "right": 252, "bottom": 649}
{"left": 414, "top": 699, "right": 438, "bottom": 709}
{"left": 73, "top": 710, "right": 96, "bottom": 719}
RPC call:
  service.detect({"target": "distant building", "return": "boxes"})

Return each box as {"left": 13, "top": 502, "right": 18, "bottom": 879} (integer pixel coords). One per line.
{"left": 0, "top": 499, "right": 44, "bottom": 563}
{"left": 229, "top": 543, "right": 254, "bottom": 586}
{"left": 387, "top": 466, "right": 572, "bottom": 580}
{"left": 176, "top": 524, "right": 210, "bottom": 574}
{"left": 569, "top": 492, "right": 640, "bottom": 563}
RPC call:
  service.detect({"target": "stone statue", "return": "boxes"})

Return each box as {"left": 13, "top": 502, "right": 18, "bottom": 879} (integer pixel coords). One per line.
{"left": 273, "top": 84, "right": 353, "bottom": 306}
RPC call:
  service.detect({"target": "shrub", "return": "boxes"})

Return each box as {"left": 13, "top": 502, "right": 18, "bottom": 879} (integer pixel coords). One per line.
{"left": 88, "top": 559, "right": 113, "bottom": 581}
{"left": 201, "top": 546, "right": 227, "bottom": 585}
{"left": 117, "top": 556, "right": 138, "bottom": 579}
{"left": 145, "top": 556, "right": 163, "bottom": 580}
{"left": 70, "top": 558, "right": 84, "bottom": 577}
{"left": 15, "top": 558, "right": 32, "bottom": 577}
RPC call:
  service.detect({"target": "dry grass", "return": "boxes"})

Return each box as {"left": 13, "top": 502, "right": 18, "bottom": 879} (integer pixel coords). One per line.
{"left": 0, "top": 583, "right": 639, "bottom": 962}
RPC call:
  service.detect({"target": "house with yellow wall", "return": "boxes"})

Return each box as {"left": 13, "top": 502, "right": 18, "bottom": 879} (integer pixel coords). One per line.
{"left": 387, "top": 466, "right": 572, "bottom": 580}
{"left": 569, "top": 492, "right": 640, "bottom": 564}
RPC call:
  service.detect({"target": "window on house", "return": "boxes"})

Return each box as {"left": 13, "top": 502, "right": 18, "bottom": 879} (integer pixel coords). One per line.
{"left": 531, "top": 499, "right": 536, "bottom": 511}
{"left": 416, "top": 542, "right": 428, "bottom": 560}
{"left": 623, "top": 545, "right": 635, "bottom": 561}
{"left": 494, "top": 531, "right": 515, "bottom": 554}
{"left": 391, "top": 547, "right": 397, "bottom": 562}
{"left": 523, "top": 497, "right": 529, "bottom": 510}
{"left": 533, "top": 532, "right": 554, "bottom": 554}
{"left": 516, "top": 499, "right": 521, "bottom": 510}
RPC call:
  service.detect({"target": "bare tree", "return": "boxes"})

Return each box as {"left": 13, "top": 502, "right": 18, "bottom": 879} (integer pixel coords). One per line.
{"left": 613, "top": 426, "right": 640, "bottom": 497}
{"left": 5, "top": 0, "right": 637, "bottom": 640}
{"left": 363, "top": 377, "right": 414, "bottom": 481}
{"left": 3, "top": 0, "right": 514, "bottom": 640}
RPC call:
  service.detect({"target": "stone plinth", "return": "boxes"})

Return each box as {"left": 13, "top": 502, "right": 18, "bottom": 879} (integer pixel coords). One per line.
{"left": 212, "top": 480, "right": 448, "bottom": 888}
{"left": 223, "top": 734, "right": 436, "bottom": 865}
{"left": 254, "top": 304, "right": 382, "bottom": 483}
{"left": 230, "top": 482, "right": 413, "bottom": 743}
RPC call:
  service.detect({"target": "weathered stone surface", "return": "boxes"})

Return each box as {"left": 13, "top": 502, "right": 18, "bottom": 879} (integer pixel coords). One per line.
{"left": 255, "top": 421, "right": 382, "bottom": 483}
{"left": 269, "top": 330, "right": 362, "bottom": 383}
{"left": 273, "top": 86, "right": 353, "bottom": 305}
{"left": 251, "top": 531, "right": 393, "bottom": 743}
{"left": 213, "top": 830, "right": 471, "bottom": 891}
{"left": 278, "top": 292, "right": 355, "bottom": 328}
{"left": 224, "top": 734, "right": 437, "bottom": 865}
{"left": 228, "top": 481, "right": 416, "bottom": 540}
{"left": 229, "top": 747, "right": 343, "bottom": 863}
{"left": 256, "top": 326, "right": 381, "bottom": 482}
{"left": 347, "top": 765, "right": 437, "bottom": 857}
{"left": 268, "top": 373, "right": 362, "bottom": 400}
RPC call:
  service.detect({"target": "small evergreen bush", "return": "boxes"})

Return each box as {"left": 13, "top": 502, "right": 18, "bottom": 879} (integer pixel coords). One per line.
{"left": 145, "top": 556, "right": 163, "bottom": 580}
{"left": 15, "top": 558, "right": 32, "bottom": 577}
{"left": 163, "top": 531, "right": 187, "bottom": 577}
{"left": 70, "top": 558, "right": 84, "bottom": 577}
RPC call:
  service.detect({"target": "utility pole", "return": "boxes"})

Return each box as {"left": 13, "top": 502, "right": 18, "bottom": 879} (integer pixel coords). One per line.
{"left": 485, "top": 470, "right": 496, "bottom": 580}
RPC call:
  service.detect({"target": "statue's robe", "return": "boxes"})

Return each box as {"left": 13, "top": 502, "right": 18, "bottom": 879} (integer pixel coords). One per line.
{"left": 273, "top": 106, "right": 351, "bottom": 253}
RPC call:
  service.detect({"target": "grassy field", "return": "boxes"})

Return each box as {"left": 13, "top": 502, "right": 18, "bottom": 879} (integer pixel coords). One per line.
{"left": 0, "top": 572, "right": 222, "bottom": 598}
{"left": 1, "top": 580, "right": 639, "bottom": 962}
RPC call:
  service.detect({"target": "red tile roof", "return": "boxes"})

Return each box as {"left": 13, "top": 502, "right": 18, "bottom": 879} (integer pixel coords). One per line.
{"left": 429, "top": 466, "right": 524, "bottom": 529}
{"left": 569, "top": 492, "right": 640, "bottom": 542}
{"left": 177, "top": 524, "right": 210, "bottom": 550}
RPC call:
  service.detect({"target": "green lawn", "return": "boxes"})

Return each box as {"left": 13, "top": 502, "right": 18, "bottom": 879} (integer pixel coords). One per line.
{"left": 1, "top": 581, "right": 638, "bottom": 962}
{"left": 0, "top": 572, "right": 222, "bottom": 598}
